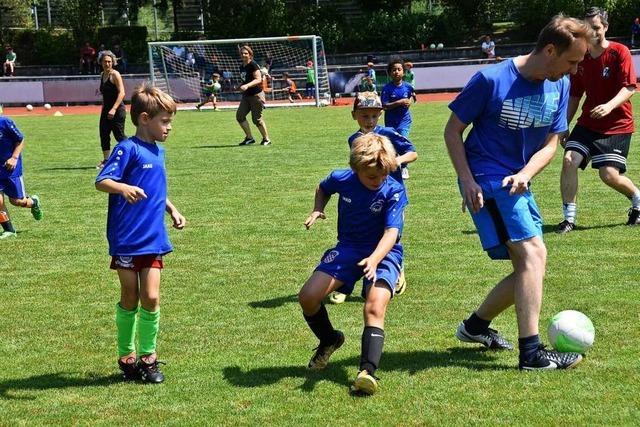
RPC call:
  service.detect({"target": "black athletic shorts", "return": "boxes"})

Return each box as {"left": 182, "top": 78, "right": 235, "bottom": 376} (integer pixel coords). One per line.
{"left": 564, "top": 124, "right": 632, "bottom": 174}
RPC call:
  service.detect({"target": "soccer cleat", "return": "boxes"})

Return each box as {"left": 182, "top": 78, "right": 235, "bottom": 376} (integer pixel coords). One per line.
{"left": 519, "top": 344, "right": 583, "bottom": 370}
{"left": 556, "top": 220, "right": 575, "bottom": 234}
{"left": 260, "top": 138, "right": 271, "bottom": 146}
{"left": 195, "top": 104, "right": 202, "bottom": 111}
{"left": 627, "top": 207, "right": 640, "bottom": 225}
{"left": 137, "top": 357, "right": 166, "bottom": 384}
{"left": 395, "top": 267, "right": 407, "bottom": 296}
{"left": 455, "top": 322, "right": 514, "bottom": 350}
{"left": 351, "top": 370, "right": 379, "bottom": 395}
{"left": 118, "top": 357, "right": 140, "bottom": 381}
{"left": 307, "top": 330, "right": 345, "bottom": 370}
{"left": 0, "top": 231, "right": 16, "bottom": 239}
{"left": 238, "top": 137, "right": 255, "bottom": 146}
{"left": 30, "top": 195, "right": 42, "bottom": 220}
{"left": 401, "top": 167, "right": 409, "bottom": 180}
{"left": 328, "top": 291, "right": 347, "bottom": 304}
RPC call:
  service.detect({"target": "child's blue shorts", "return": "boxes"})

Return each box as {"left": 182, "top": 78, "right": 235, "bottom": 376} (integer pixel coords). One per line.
{"left": 0, "top": 176, "right": 26, "bottom": 199}
{"left": 315, "top": 242, "right": 403, "bottom": 297}
{"left": 462, "top": 178, "right": 543, "bottom": 260}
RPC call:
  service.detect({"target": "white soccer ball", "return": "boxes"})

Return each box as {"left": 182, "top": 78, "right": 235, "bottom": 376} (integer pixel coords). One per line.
{"left": 44, "top": 103, "right": 52, "bottom": 110}
{"left": 548, "top": 310, "right": 595, "bottom": 354}
{"left": 213, "top": 82, "right": 221, "bottom": 92}
{"left": 26, "top": 104, "right": 33, "bottom": 111}
{"left": 319, "top": 99, "right": 329, "bottom": 107}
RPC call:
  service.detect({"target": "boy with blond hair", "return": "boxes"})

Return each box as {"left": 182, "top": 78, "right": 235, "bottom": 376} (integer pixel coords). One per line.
{"left": 299, "top": 133, "right": 407, "bottom": 395}
{"left": 96, "top": 84, "right": 185, "bottom": 383}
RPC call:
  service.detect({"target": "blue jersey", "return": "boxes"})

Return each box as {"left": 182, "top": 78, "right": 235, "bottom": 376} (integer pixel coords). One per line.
{"left": 0, "top": 116, "right": 24, "bottom": 179}
{"left": 319, "top": 169, "right": 407, "bottom": 247}
{"left": 381, "top": 81, "right": 415, "bottom": 132}
{"left": 96, "top": 136, "right": 173, "bottom": 256}
{"left": 348, "top": 125, "right": 416, "bottom": 185}
{"left": 448, "top": 59, "right": 569, "bottom": 178}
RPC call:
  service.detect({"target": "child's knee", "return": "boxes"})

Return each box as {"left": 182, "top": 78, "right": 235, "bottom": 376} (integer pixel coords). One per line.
{"left": 363, "top": 299, "right": 387, "bottom": 322}
{"left": 8, "top": 197, "right": 27, "bottom": 207}
{"left": 252, "top": 117, "right": 265, "bottom": 127}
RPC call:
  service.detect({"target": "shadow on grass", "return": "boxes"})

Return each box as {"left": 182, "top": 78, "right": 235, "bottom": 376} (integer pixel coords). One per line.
{"left": 40, "top": 166, "right": 97, "bottom": 171}
{"left": 462, "top": 222, "right": 623, "bottom": 237}
{"left": 249, "top": 294, "right": 364, "bottom": 309}
{"left": 0, "top": 372, "right": 121, "bottom": 400}
{"left": 192, "top": 144, "right": 244, "bottom": 149}
{"left": 223, "top": 347, "right": 509, "bottom": 392}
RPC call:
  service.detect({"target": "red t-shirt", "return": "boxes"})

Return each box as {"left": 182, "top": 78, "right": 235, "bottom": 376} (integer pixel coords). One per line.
{"left": 570, "top": 41, "right": 636, "bottom": 134}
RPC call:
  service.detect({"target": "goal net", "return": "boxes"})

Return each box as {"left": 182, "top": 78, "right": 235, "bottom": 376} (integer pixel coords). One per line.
{"left": 148, "top": 35, "right": 331, "bottom": 108}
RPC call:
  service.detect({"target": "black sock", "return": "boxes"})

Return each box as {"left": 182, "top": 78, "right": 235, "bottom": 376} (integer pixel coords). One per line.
{"left": 464, "top": 312, "right": 491, "bottom": 335}
{"left": 30, "top": 196, "right": 38, "bottom": 208}
{"left": 1, "top": 221, "right": 15, "bottom": 233}
{"left": 303, "top": 304, "right": 337, "bottom": 346}
{"left": 519, "top": 334, "right": 541, "bottom": 363}
{"left": 360, "top": 326, "right": 385, "bottom": 375}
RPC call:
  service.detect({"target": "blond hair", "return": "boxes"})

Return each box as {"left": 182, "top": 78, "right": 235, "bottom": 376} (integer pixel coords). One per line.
{"left": 130, "top": 83, "right": 177, "bottom": 126}
{"left": 534, "top": 15, "right": 595, "bottom": 54}
{"left": 349, "top": 133, "right": 397, "bottom": 174}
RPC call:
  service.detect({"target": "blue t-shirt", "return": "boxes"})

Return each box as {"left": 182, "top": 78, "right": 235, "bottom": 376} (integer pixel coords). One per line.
{"left": 348, "top": 125, "right": 416, "bottom": 185}
{"left": 448, "top": 59, "right": 569, "bottom": 179}
{"left": 0, "top": 116, "right": 24, "bottom": 179}
{"left": 96, "top": 136, "right": 173, "bottom": 256}
{"left": 381, "top": 81, "right": 415, "bottom": 131}
{"left": 319, "top": 169, "right": 407, "bottom": 247}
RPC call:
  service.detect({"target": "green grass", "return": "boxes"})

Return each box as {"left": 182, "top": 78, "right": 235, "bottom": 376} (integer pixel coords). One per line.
{"left": 1, "top": 102, "right": 639, "bottom": 425}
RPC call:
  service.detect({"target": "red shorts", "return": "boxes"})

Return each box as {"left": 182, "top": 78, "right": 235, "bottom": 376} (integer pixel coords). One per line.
{"left": 110, "top": 255, "right": 164, "bottom": 271}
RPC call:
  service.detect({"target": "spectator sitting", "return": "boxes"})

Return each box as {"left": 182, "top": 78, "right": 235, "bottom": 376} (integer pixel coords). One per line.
{"left": 632, "top": 17, "right": 640, "bottom": 48}
{"left": 4, "top": 46, "right": 16, "bottom": 77}
{"left": 481, "top": 35, "right": 496, "bottom": 59}
{"left": 80, "top": 41, "right": 96, "bottom": 75}
{"left": 112, "top": 43, "right": 127, "bottom": 73}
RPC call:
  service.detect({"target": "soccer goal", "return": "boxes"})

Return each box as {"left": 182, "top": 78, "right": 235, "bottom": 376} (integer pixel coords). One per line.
{"left": 148, "top": 35, "right": 331, "bottom": 109}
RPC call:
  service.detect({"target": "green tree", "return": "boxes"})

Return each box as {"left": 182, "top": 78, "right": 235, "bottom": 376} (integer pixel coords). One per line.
{"left": 59, "top": 0, "right": 102, "bottom": 45}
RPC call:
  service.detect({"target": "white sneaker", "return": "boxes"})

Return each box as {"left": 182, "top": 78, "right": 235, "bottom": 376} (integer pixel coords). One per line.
{"left": 328, "top": 291, "right": 347, "bottom": 304}
{"left": 0, "top": 231, "right": 17, "bottom": 239}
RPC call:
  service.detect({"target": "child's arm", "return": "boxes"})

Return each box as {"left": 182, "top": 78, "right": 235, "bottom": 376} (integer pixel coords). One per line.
{"left": 396, "top": 151, "right": 418, "bottom": 168}
{"left": 4, "top": 139, "right": 23, "bottom": 171}
{"left": 304, "top": 186, "right": 331, "bottom": 229}
{"left": 166, "top": 198, "right": 186, "bottom": 229}
{"left": 95, "top": 178, "right": 147, "bottom": 204}
{"left": 384, "top": 98, "right": 412, "bottom": 110}
{"left": 358, "top": 227, "right": 399, "bottom": 281}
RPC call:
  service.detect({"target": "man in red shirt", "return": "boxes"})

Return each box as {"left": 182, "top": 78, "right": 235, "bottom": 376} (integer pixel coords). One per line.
{"left": 80, "top": 41, "right": 96, "bottom": 75}
{"left": 558, "top": 7, "right": 640, "bottom": 233}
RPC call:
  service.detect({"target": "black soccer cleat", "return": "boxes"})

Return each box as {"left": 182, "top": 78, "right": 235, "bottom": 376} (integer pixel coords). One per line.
{"left": 455, "top": 322, "right": 514, "bottom": 350}
{"left": 137, "top": 358, "right": 166, "bottom": 384}
{"left": 307, "top": 330, "right": 345, "bottom": 370}
{"left": 627, "top": 207, "right": 640, "bottom": 225}
{"left": 260, "top": 138, "right": 272, "bottom": 146}
{"left": 556, "top": 220, "right": 575, "bottom": 234}
{"left": 519, "top": 344, "right": 583, "bottom": 370}
{"left": 118, "top": 357, "right": 140, "bottom": 381}
{"left": 238, "top": 137, "right": 255, "bottom": 146}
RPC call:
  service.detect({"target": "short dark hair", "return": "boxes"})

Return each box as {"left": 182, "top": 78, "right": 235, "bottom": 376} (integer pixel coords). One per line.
{"left": 585, "top": 6, "right": 608, "bottom": 26}
{"left": 387, "top": 57, "right": 403, "bottom": 74}
{"left": 534, "top": 14, "right": 594, "bottom": 55}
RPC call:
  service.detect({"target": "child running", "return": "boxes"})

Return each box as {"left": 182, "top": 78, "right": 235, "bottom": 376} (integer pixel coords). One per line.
{"left": 196, "top": 73, "right": 221, "bottom": 111}
{"left": 0, "top": 113, "right": 43, "bottom": 239}
{"left": 299, "top": 133, "right": 407, "bottom": 395}
{"left": 95, "top": 84, "right": 185, "bottom": 383}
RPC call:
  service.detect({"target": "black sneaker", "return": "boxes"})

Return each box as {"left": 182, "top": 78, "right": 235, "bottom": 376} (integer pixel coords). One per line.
{"left": 137, "top": 357, "right": 166, "bottom": 383}
{"left": 118, "top": 357, "right": 140, "bottom": 381}
{"left": 260, "top": 138, "right": 271, "bottom": 146}
{"left": 307, "top": 330, "right": 345, "bottom": 370}
{"left": 238, "top": 137, "right": 255, "bottom": 146}
{"left": 519, "top": 344, "right": 583, "bottom": 370}
{"left": 556, "top": 220, "right": 575, "bottom": 234}
{"left": 627, "top": 207, "right": 640, "bottom": 225}
{"left": 455, "top": 322, "right": 514, "bottom": 350}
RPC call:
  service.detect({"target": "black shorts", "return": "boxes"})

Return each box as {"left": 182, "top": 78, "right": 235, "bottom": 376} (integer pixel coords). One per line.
{"left": 565, "top": 125, "right": 632, "bottom": 174}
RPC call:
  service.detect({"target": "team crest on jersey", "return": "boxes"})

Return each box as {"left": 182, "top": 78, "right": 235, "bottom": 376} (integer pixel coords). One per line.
{"left": 370, "top": 199, "right": 384, "bottom": 213}
{"left": 115, "top": 256, "right": 134, "bottom": 268}
{"left": 323, "top": 250, "right": 339, "bottom": 263}
{"left": 602, "top": 67, "right": 610, "bottom": 78}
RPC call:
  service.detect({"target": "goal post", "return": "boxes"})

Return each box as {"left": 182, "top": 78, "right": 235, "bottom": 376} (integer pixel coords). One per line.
{"left": 147, "top": 35, "right": 331, "bottom": 108}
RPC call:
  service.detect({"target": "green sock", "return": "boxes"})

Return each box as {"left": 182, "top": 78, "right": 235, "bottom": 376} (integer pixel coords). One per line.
{"left": 138, "top": 307, "right": 160, "bottom": 356}
{"left": 115, "top": 303, "right": 138, "bottom": 357}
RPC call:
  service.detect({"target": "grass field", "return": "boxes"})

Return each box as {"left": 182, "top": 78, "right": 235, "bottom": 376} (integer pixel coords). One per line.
{"left": 1, "top": 101, "right": 639, "bottom": 425}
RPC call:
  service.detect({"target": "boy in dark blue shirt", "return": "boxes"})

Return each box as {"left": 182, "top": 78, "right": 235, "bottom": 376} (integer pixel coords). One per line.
{"left": 299, "top": 133, "right": 407, "bottom": 395}
{"left": 0, "top": 115, "right": 42, "bottom": 239}
{"left": 96, "top": 84, "right": 185, "bottom": 383}
{"left": 329, "top": 92, "right": 416, "bottom": 304}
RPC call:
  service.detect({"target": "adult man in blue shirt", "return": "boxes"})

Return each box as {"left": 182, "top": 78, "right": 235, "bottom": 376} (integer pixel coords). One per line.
{"left": 444, "top": 15, "right": 593, "bottom": 370}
